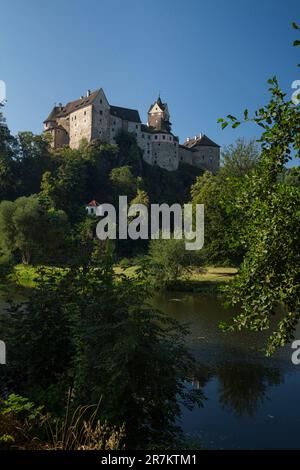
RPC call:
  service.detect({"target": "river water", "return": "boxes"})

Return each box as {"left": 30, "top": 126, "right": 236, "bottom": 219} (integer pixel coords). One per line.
{"left": 152, "top": 291, "right": 300, "bottom": 450}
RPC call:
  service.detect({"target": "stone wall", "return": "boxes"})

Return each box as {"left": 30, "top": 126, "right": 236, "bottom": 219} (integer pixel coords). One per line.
{"left": 152, "top": 139, "right": 179, "bottom": 171}
{"left": 69, "top": 104, "right": 93, "bottom": 148}
{"left": 179, "top": 145, "right": 220, "bottom": 173}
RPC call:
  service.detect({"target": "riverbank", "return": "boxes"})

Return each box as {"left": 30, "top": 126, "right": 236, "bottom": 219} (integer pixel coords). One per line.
{"left": 0, "top": 264, "right": 237, "bottom": 298}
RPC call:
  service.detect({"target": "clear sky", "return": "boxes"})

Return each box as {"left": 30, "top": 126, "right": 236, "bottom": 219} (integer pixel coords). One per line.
{"left": 1, "top": 0, "right": 299, "bottom": 164}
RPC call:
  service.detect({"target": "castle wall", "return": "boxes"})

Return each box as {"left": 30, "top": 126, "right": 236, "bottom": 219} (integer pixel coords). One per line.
{"left": 54, "top": 127, "right": 69, "bottom": 148}
{"left": 137, "top": 131, "right": 152, "bottom": 164}
{"left": 152, "top": 139, "right": 179, "bottom": 171}
{"left": 179, "top": 145, "right": 220, "bottom": 173}
{"left": 69, "top": 104, "right": 93, "bottom": 148}
{"left": 91, "top": 90, "right": 110, "bottom": 142}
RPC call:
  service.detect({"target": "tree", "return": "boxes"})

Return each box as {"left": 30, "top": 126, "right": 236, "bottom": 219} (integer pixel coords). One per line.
{"left": 109, "top": 165, "right": 137, "bottom": 200}
{"left": 190, "top": 139, "right": 259, "bottom": 265}
{"left": 0, "top": 105, "right": 17, "bottom": 201}
{"left": 147, "top": 238, "right": 191, "bottom": 287}
{"left": 40, "top": 147, "right": 87, "bottom": 221}
{"left": 220, "top": 138, "right": 260, "bottom": 178}
{"left": 282, "top": 166, "right": 300, "bottom": 187}
{"left": 14, "top": 132, "right": 52, "bottom": 197}
{"left": 218, "top": 23, "right": 300, "bottom": 354}
{"left": 1, "top": 257, "right": 202, "bottom": 448}
{"left": 0, "top": 196, "right": 69, "bottom": 264}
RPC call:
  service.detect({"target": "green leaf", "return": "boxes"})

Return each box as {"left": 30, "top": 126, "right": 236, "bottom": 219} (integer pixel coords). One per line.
{"left": 221, "top": 121, "right": 228, "bottom": 129}
{"left": 232, "top": 122, "right": 241, "bottom": 128}
{"left": 292, "top": 22, "right": 299, "bottom": 30}
{"left": 293, "top": 40, "right": 300, "bottom": 46}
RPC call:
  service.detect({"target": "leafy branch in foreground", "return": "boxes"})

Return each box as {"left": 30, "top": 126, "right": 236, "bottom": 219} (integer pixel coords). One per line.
{"left": 218, "top": 22, "right": 300, "bottom": 355}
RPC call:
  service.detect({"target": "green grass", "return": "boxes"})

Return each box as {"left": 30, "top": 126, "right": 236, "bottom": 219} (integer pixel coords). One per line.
{"left": 0, "top": 263, "right": 237, "bottom": 299}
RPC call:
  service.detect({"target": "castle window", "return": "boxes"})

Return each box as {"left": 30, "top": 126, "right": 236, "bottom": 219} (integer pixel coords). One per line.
{"left": 136, "top": 124, "right": 139, "bottom": 129}
{"left": 142, "top": 134, "right": 144, "bottom": 138}
{"left": 100, "top": 99, "right": 102, "bottom": 104}
{"left": 148, "top": 135, "right": 151, "bottom": 140}
{"left": 100, "top": 110, "right": 103, "bottom": 115}
{"left": 147, "top": 150, "right": 150, "bottom": 154}
{"left": 155, "top": 135, "right": 158, "bottom": 140}
{"left": 169, "top": 136, "right": 172, "bottom": 141}
{"left": 112, "top": 128, "right": 115, "bottom": 132}
{"left": 163, "top": 135, "right": 166, "bottom": 140}
{"left": 84, "top": 111, "right": 86, "bottom": 115}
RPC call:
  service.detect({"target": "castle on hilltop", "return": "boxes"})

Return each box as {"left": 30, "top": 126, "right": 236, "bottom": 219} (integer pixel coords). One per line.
{"left": 44, "top": 88, "right": 220, "bottom": 173}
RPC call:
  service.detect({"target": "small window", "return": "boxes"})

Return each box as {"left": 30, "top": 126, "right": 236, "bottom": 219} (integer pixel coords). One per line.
{"left": 155, "top": 135, "right": 158, "bottom": 140}
{"left": 142, "top": 134, "right": 144, "bottom": 138}
{"left": 100, "top": 99, "right": 102, "bottom": 104}
{"left": 136, "top": 124, "right": 139, "bottom": 129}
{"left": 100, "top": 110, "right": 103, "bottom": 115}
{"left": 84, "top": 110, "right": 86, "bottom": 115}
{"left": 148, "top": 135, "right": 151, "bottom": 140}
{"left": 163, "top": 135, "right": 166, "bottom": 140}
{"left": 147, "top": 150, "right": 150, "bottom": 154}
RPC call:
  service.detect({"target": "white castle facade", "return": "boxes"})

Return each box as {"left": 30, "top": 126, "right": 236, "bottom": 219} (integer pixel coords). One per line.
{"left": 44, "top": 88, "right": 220, "bottom": 173}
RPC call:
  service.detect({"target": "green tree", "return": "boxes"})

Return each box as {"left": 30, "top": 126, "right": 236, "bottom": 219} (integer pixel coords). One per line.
{"left": 109, "top": 165, "right": 137, "bottom": 200}
{"left": 15, "top": 132, "right": 52, "bottom": 197}
{"left": 1, "top": 258, "right": 202, "bottom": 448}
{"left": 218, "top": 23, "right": 300, "bottom": 354}
{"left": 0, "top": 105, "right": 17, "bottom": 200}
{"left": 190, "top": 138, "right": 259, "bottom": 266}
{"left": 0, "top": 196, "right": 69, "bottom": 264}
{"left": 148, "top": 238, "right": 191, "bottom": 287}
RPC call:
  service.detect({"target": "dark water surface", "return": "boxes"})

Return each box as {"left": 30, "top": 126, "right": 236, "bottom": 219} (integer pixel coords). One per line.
{"left": 152, "top": 291, "right": 300, "bottom": 449}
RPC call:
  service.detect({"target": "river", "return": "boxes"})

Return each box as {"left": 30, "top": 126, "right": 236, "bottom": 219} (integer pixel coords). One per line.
{"left": 152, "top": 291, "right": 300, "bottom": 450}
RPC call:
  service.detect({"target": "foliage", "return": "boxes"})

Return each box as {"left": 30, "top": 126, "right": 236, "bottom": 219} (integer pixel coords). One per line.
{"left": 109, "top": 165, "right": 137, "bottom": 200}
{"left": 147, "top": 238, "right": 195, "bottom": 288}
{"left": 219, "top": 25, "right": 300, "bottom": 354}
{"left": 191, "top": 139, "right": 259, "bottom": 265}
{"left": 0, "top": 394, "right": 44, "bottom": 450}
{"left": 0, "top": 195, "right": 69, "bottom": 264}
{"left": 1, "top": 256, "right": 202, "bottom": 448}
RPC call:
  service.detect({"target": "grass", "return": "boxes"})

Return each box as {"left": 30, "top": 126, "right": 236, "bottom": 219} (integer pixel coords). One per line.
{"left": 0, "top": 263, "right": 237, "bottom": 299}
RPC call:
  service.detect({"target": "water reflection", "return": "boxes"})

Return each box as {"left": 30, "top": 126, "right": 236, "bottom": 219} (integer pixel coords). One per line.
{"left": 190, "top": 361, "right": 283, "bottom": 417}
{"left": 216, "top": 362, "right": 282, "bottom": 417}
{"left": 152, "top": 291, "right": 300, "bottom": 449}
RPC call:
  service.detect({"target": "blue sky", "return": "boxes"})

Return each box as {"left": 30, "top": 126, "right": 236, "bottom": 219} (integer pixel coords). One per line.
{"left": 1, "top": 0, "right": 299, "bottom": 164}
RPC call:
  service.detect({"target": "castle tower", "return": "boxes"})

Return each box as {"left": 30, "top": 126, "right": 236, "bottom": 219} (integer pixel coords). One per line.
{"left": 147, "top": 96, "right": 171, "bottom": 132}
